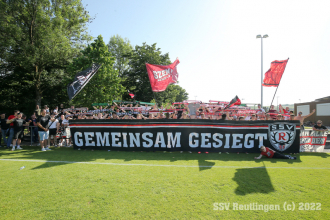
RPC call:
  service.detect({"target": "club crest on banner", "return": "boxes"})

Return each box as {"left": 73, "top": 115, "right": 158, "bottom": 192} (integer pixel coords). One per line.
{"left": 268, "top": 122, "right": 296, "bottom": 152}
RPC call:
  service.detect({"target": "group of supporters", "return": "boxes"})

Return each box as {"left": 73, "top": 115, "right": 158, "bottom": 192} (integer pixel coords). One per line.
{"left": 0, "top": 105, "right": 70, "bottom": 151}
{"left": 1, "top": 101, "right": 327, "bottom": 152}
{"left": 57, "top": 102, "right": 315, "bottom": 126}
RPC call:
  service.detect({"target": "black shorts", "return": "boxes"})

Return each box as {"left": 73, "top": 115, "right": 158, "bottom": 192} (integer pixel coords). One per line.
{"left": 14, "top": 130, "right": 24, "bottom": 139}
{"left": 49, "top": 128, "right": 57, "bottom": 136}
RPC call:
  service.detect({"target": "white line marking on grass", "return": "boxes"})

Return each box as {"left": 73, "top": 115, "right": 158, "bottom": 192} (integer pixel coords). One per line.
{"left": 1, "top": 159, "right": 330, "bottom": 170}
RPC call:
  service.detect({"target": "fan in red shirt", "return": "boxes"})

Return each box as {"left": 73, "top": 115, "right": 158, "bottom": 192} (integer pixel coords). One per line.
{"left": 6, "top": 110, "right": 20, "bottom": 148}
{"left": 8, "top": 114, "right": 16, "bottom": 127}
{"left": 254, "top": 146, "right": 296, "bottom": 160}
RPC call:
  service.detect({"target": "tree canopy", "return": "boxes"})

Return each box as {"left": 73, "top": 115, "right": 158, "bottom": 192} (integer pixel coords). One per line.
{"left": 67, "top": 35, "right": 125, "bottom": 107}
{"left": 107, "top": 35, "right": 133, "bottom": 78}
{"left": 0, "top": 0, "right": 91, "bottom": 113}
{"left": 120, "top": 42, "right": 188, "bottom": 104}
{"left": 0, "top": 2, "right": 189, "bottom": 114}
{"left": 122, "top": 43, "right": 170, "bottom": 102}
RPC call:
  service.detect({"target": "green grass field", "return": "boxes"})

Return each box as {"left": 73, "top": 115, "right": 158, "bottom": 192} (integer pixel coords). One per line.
{"left": 1, "top": 146, "right": 330, "bottom": 219}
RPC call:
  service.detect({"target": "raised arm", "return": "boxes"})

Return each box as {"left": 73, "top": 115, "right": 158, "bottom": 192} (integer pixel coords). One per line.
{"left": 278, "top": 104, "right": 284, "bottom": 114}
{"left": 303, "top": 109, "right": 316, "bottom": 119}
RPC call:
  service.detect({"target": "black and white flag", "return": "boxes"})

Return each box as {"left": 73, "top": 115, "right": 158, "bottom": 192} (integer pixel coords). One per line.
{"left": 67, "top": 64, "right": 102, "bottom": 100}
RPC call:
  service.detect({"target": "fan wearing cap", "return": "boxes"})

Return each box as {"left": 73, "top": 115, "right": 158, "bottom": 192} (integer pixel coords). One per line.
{"left": 275, "top": 114, "right": 284, "bottom": 120}
{"left": 255, "top": 146, "right": 296, "bottom": 160}
{"left": 294, "top": 109, "right": 315, "bottom": 130}
{"left": 313, "top": 120, "right": 328, "bottom": 132}
{"left": 250, "top": 114, "right": 257, "bottom": 121}
{"left": 289, "top": 114, "right": 295, "bottom": 121}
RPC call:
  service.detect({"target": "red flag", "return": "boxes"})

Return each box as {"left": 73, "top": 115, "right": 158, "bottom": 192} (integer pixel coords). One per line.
{"left": 146, "top": 59, "right": 179, "bottom": 92}
{"left": 262, "top": 59, "right": 289, "bottom": 87}
{"left": 224, "top": 96, "right": 241, "bottom": 110}
{"left": 127, "top": 90, "right": 135, "bottom": 98}
{"left": 129, "top": 93, "right": 135, "bottom": 99}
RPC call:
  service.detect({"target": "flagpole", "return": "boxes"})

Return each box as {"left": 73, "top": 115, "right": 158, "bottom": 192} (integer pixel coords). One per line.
{"left": 153, "top": 92, "right": 158, "bottom": 106}
{"left": 269, "top": 86, "right": 279, "bottom": 109}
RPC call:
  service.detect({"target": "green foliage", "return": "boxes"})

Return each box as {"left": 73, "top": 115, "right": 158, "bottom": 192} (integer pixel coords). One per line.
{"left": 0, "top": 1, "right": 189, "bottom": 113}
{"left": 154, "top": 84, "right": 189, "bottom": 106}
{"left": 0, "top": 0, "right": 91, "bottom": 112}
{"left": 67, "top": 35, "right": 125, "bottom": 107}
{"left": 122, "top": 43, "right": 171, "bottom": 102}
{"left": 107, "top": 35, "right": 133, "bottom": 77}
{"left": 121, "top": 42, "right": 188, "bottom": 104}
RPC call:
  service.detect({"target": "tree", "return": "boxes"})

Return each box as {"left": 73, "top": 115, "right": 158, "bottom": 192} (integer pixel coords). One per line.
{"left": 122, "top": 43, "right": 171, "bottom": 102}
{"left": 66, "top": 35, "right": 125, "bottom": 107}
{"left": 107, "top": 35, "right": 133, "bottom": 77}
{"left": 154, "top": 84, "right": 189, "bottom": 106}
{"left": 0, "top": 0, "right": 91, "bottom": 108}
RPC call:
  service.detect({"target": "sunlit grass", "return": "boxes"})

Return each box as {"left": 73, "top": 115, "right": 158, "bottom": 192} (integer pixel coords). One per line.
{"left": 0, "top": 146, "right": 329, "bottom": 219}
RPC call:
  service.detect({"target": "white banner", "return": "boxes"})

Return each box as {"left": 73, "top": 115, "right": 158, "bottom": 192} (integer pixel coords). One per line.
{"left": 300, "top": 130, "right": 328, "bottom": 152}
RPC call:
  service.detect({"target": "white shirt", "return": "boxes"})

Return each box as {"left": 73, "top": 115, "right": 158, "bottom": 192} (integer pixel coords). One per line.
{"left": 256, "top": 108, "right": 265, "bottom": 113}
{"left": 48, "top": 119, "right": 58, "bottom": 129}
{"left": 62, "top": 119, "right": 69, "bottom": 126}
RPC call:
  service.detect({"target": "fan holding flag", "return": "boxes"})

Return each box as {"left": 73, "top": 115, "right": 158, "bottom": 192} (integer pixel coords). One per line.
{"left": 224, "top": 95, "right": 241, "bottom": 110}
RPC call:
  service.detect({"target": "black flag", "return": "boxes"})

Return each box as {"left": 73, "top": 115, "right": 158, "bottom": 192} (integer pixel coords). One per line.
{"left": 67, "top": 64, "right": 102, "bottom": 100}
{"left": 224, "top": 95, "right": 241, "bottom": 110}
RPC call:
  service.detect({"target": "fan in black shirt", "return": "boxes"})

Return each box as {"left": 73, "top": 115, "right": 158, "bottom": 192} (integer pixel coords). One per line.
{"left": 313, "top": 120, "right": 328, "bottom": 132}
{"left": 36, "top": 109, "right": 55, "bottom": 151}
{"left": 0, "top": 113, "right": 9, "bottom": 147}
{"left": 10, "top": 113, "right": 29, "bottom": 150}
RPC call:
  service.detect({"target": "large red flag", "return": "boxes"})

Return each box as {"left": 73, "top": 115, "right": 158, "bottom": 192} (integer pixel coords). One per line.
{"left": 146, "top": 59, "right": 179, "bottom": 92}
{"left": 262, "top": 58, "right": 289, "bottom": 87}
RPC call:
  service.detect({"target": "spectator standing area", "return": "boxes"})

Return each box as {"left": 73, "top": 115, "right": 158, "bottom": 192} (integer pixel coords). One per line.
{"left": 70, "top": 119, "right": 300, "bottom": 153}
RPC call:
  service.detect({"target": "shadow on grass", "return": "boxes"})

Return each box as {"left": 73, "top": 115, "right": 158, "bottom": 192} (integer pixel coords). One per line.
{"left": 233, "top": 166, "right": 275, "bottom": 195}
{"left": 0, "top": 146, "right": 320, "bottom": 171}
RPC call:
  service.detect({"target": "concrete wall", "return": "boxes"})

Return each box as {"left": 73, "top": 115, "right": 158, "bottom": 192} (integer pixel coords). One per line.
{"left": 295, "top": 101, "right": 330, "bottom": 126}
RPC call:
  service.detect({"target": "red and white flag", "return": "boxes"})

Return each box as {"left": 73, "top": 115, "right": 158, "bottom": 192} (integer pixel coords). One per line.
{"left": 128, "top": 90, "right": 135, "bottom": 99}
{"left": 146, "top": 59, "right": 179, "bottom": 92}
{"left": 262, "top": 58, "right": 289, "bottom": 87}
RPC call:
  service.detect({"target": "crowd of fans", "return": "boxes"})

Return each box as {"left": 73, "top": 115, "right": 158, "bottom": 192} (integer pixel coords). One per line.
{"left": 0, "top": 101, "right": 325, "bottom": 152}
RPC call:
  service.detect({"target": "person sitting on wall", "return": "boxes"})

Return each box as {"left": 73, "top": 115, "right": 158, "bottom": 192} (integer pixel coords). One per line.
{"left": 254, "top": 146, "right": 296, "bottom": 160}
{"left": 313, "top": 120, "right": 328, "bottom": 132}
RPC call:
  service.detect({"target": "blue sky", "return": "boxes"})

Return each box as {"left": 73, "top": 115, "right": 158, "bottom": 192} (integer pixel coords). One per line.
{"left": 82, "top": 0, "right": 330, "bottom": 105}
